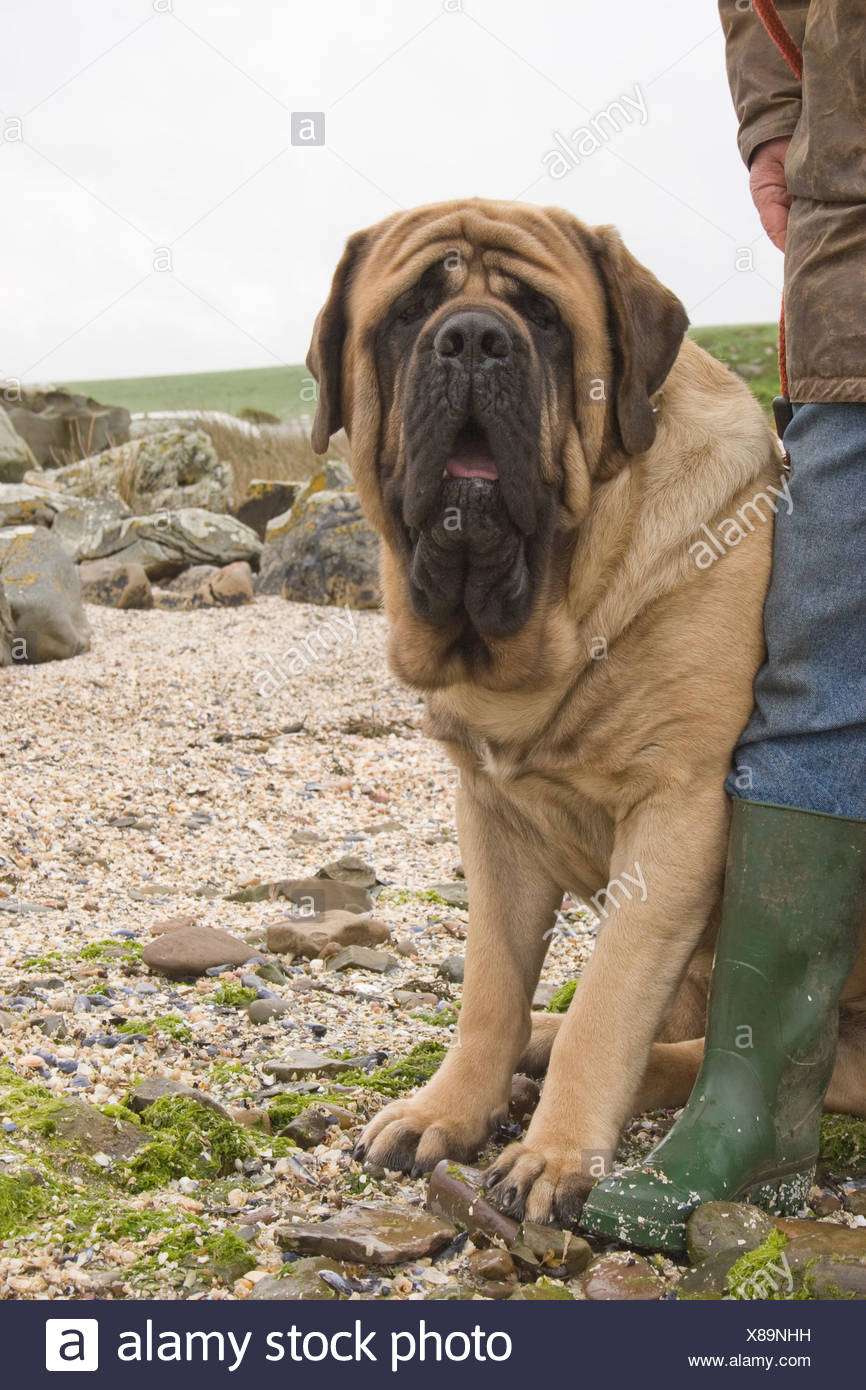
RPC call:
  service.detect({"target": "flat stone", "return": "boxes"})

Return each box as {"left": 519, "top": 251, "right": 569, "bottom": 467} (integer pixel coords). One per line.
{"left": 840, "top": 1180, "right": 866, "bottom": 1216}
{"left": 583, "top": 1252, "right": 665, "bottom": 1301}
{"left": 686, "top": 1201, "right": 774, "bottom": 1265}
{"left": 426, "top": 1160, "right": 520, "bottom": 1245}
{"left": 393, "top": 990, "right": 439, "bottom": 1010}
{"left": 266, "top": 910, "right": 390, "bottom": 959}
{"left": 38, "top": 1097, "right": 147, "bottom": 1158}
{"left": 247, "top": 998, "right": 293, "bottom": 1024}
{"left": 278, "top": 1107, "right": 336, "bottom": 1149}
{"left": 774, "top": 1217, "right": 866, "bottom": 1258}
{"left": 263, "top": 1050, "right": 356, "bottom": 1080}
{"left": 508, "top": 1221, "right": 593, "bottom": 1277}
{"left": 142, "top": 923, "right": 262, "bottom": 977}
{"left": 437, "top": 953, "right": 465, "bottom": 984}
{"left": 316, "top": 856, "right": 377, "bottom": 889}
{"left": 431, "top": 882, "right": 469, "bottom": 910}
{"left": 325, "top": 945, "right": 399, "bottom": 974}
{"left": 784, "top": 1238, "right": 866, "bottom": 1298}
{"left": 276, "top": 1204, "right": 456, "bottom": 1265}
{"left": 226, "top": 876, "right": 372, "bottom": 914}
{"left": 248, "top": 1257, "right": 347, "bottom": 1300}
{"left": 128, "top": 1076, "right": 232, "bottom": 1118}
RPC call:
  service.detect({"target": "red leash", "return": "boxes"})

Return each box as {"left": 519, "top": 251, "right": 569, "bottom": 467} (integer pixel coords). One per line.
{"left": 751, "top": 0, "right": 803, "bottom": 416}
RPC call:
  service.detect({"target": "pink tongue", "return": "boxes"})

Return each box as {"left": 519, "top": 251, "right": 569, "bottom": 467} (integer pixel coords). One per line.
{"left": 445, "top": 456, "right": 499, "bottom": 479}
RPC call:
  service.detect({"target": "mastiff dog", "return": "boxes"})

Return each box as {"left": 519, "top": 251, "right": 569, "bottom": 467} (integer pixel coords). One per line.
{"left": 306, "top": 198, "right": 866, "bottom": 1226}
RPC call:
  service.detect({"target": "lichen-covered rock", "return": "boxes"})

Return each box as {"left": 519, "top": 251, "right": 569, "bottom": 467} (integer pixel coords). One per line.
{"left": 0, "top": 581, "right": 13, "bottom": 666}
{"left": 0, "top": 482, "right": 68, "bottom": 528}
{"left": 0, "top": 526, "right": 91, "bottom": 663}
{"left": 0, "top": 407, "right": 39, "bottom": 483}
{"left": 257, "top": 487, "right": 380, "bottom": 609}
{"left": 76, "top": 508, "right": 261, "bottom": 580}
{"left": 234, "top": 479, "right": 302, "bottom": 539}
{"left": 52, "top": 496, "right": 131, "bottom": 560}
{"left": 52, "top": 429, "right": 233, "bottom": 514}
{"left": 3, "top": 384, "right": 130, "bottom": 467}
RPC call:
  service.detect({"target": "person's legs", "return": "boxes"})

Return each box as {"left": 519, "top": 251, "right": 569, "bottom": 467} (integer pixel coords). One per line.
{"left": 581, "top": 402, "right": 866, "bottom": 1252}
{"left": 726, "top": 402, "right": 866, "bottom": 818}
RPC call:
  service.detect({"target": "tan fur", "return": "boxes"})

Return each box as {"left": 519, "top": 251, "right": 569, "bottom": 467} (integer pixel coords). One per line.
{"left": 307, "top": 198, "right": 866, "bottom": 1223}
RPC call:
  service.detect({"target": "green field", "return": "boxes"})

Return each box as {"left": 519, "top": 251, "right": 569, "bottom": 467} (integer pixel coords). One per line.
{"left": 64, "top": 364, "right": 311, "bottom": 419}
{"left": 64, "top": 324, "right": 780, "bottom": 419}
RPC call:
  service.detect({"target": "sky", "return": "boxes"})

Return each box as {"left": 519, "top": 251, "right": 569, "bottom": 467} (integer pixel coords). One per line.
{"left": 1, "top": 0, "right": 786, "bottom": 384}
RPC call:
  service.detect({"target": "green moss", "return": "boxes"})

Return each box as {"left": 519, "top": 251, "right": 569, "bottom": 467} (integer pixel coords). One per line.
{"left": 20, "top": 952, "right": 63, "bottom": 970}
{"left": 80, "top": 938, "right": 143, "bottom": 961}
{"left": 211, "top": 983, "right": 258, "bottom": 1008}
{"left": 0, "top": 1172, "right": 47, "bottom": 1238}
{"left": 0, "top": 1064, "right": 65, "bottom": 1133}
{"left": 98, "top": 1103, "right": 142, "bottom": 1127}
{"left": 117, "top": 1014, "right": 192, "bottom": 1042}
{"left": 726, "top": 1229, "right": 801, "bottom": 1300}
{"left": 340, "top": 1041, "right": 447, "bottom": 1097}
{"left": 122, "top": 1095, "right": 254, "bottom": 1190}
{"left": 204, "top": 1230, "right": 256, "bottom": 1279}
{"left": 547, "top": 980, "right": 578, "bottom": 1013}
{"left": 820, "top": 1113, "right": 866, "bottom": 1174}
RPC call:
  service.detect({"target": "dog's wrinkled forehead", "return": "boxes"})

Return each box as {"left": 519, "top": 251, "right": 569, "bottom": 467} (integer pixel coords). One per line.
{"left": 347, "top": 202, "right": 605, "bottom": 331}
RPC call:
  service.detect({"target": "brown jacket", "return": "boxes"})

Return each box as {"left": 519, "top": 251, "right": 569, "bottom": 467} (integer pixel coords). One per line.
{"left": 720, "top": 0, "right": 866, "bottom": 401}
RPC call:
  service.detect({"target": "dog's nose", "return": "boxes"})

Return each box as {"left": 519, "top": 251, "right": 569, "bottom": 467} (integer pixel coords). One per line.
{"left": 433, "top": 310, "right": 511, "bottom": 367}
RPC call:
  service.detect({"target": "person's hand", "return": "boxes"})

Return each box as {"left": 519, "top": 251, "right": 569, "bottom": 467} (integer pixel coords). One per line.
{"left": 749, "top": 137, "right": 792, "bottom": 252}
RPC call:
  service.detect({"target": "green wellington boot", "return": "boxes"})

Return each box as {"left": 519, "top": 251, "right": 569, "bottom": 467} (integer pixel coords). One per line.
{"left": 581, "top": 798, "right": 866, "bottom": 1254}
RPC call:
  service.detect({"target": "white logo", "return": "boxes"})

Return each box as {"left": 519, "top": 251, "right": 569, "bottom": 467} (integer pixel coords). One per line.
{"left": 45, "top": 1320, "right": 99, "bottom": 1372}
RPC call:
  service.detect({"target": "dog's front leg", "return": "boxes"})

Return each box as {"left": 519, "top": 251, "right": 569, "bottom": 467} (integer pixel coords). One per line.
{"left": 485, "top": 785, "right": 729, "bottom": 1224}
{"left": 358, "top": 790, "right": 562, "bottom": 1174}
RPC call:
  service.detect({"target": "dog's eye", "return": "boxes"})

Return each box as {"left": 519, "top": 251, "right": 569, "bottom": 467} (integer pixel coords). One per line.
{"left": 514, "top": 282, "right": 561, "bottom": 330}
{"left": 393, "top": 267, "right": 444, "bottom": 326}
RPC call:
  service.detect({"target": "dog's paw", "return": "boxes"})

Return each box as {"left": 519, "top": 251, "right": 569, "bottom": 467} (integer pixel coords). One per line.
{"left": 483, "top": 1140, "right": 594, "bottom": 1226}
{"left": 355, "top": 1094, "right": 502, "bottom": 1176}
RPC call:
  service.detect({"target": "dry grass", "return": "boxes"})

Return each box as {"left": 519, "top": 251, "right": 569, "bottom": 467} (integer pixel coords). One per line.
{"left": 195, "top": 414, "right": 351, "bottom": 507}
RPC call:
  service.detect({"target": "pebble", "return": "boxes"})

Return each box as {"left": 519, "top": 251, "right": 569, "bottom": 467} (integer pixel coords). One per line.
{"left": 325, "top": 946, "right": 399, "bottom": 974}
{"left": 583, "top": 1251, "right": 665, "bottom": 1301}
{"left": 437, "top": 953, "right": 465, "bottom": 984}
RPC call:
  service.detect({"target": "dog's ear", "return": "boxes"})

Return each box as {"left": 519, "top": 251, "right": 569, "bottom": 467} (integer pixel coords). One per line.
{"left": 591, "top": 225, "right": 689, "bottom": 456}
{"left": 306, "top": 229, "right": 372, "bottom": 455}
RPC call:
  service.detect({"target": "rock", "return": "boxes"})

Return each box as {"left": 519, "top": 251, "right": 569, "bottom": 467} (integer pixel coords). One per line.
{"left": 52, "top": 496, "right": 131, "bottom": 560}
{"left": 810, "top": 1187, "right": 842, "bottom": 1216}
{"left": 278, "top": 1107, "right": 336, "bottom": 1149}
{"left": 467, "top": 1247, "right": 518, "bottom": 1299}
{"left": 784, "top": 1237, "right": 866, "bottom": 1298}
{"left": 583, "top": 1251, "right": 665, "bottom": 1301}
{"left": 431, "top": 881, "right": 469, "bottom": 910}
{"left": 508, "top": 1221, "right": 593, "bottom": 1277}
{"left": 508, "top": 1074, "right": 541, "bottom": 1124}
{"left": 0, "top": 526, "right": 91, "bottom": 663}
{"left": 266, "top": 910, "right": 390, "bottom": 959}
{"left": 263, "top": 1050, "right": 356, "bottom": 1080}
{"left": 393, "top": 990, "right": 439, "bottom": 1011}
{"left": 437, "top": 953, "right": 465, "bottom": 984}
{"left": 317, "top": 856, "right": 377, "bottom": 889}
{"left": 426, "top": 1160, "right": 520, "bottom": 1245}
{"left": 0, "top": 581, "right": 13, "bottom": 666}
{"left": 0, "top": 406, "right": 38, "bottom": 482}
{"left": 840, "top": 1180, "right": 866, "bottom": 1216}
{"left": 676, "top": 1249, "right": 737, "bottom": 1300}
{"left": 256, "top": 487, "right": 380, "bottom": 609}
{"left": 686, "top": 1201, "right": 774, "bottom": 1265}
{"left": 5, "top": 385, "right": 129, "bottom": 467}
{"left": 248, "top": 1257, "right": 348, "bottom": 1300}
{"left": 531, "top": 982, "right": 557, "bottom": 1009}
{"left": 52, "top": 429, "right": 232, "bottom": 513}
{"left": 142, "top": 923, "right": 262, "bottom": 977}
{"left": 773, "top": 1216, "right": 866, "bottom": 1257}
{"left": 150, "top": 914, "right": 198, "bottom": 936}
{"left": 0, "top": 482, "right": 67, "bottom": 528}
{"left": 128, "top": 1076, "right": 231, "bottom": 1118}
{"left": 247, "top": 998, "right": 293, "bottom": 1024}
{"left": 325, "top": 945, "right": 399, "bottom": 974}
{"left": 234, "top": 479, "right": 302, "bottom": 539}
{"left": 157, "top": 561, "right": 254, "bottom": 609}
{"left": 393, "top": 936, "right": 418, "bottom": 958}
{"left": 228, "top": 877, "right": 373, "bottom": 914}
{"left": 78, "top": 558, "right": 153, "bottom": 610}
{"left": 72, "top": 507, "right": 261, "bottom": 581}
{"left": 275, "top": 1204, "right": 456, "bottom": 1265}
{"left": 38, "top": 1097, "right": 147, "bottom": 1158}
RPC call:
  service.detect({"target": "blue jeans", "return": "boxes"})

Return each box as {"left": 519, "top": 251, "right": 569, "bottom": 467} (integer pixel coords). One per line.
{"left": 726, "top": 402, "right": 866, "bottom": 820}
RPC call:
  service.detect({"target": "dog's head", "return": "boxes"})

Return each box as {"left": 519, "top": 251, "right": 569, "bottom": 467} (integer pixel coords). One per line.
{"left": 307, "top": 199, "right": 687, "bottom": 687}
